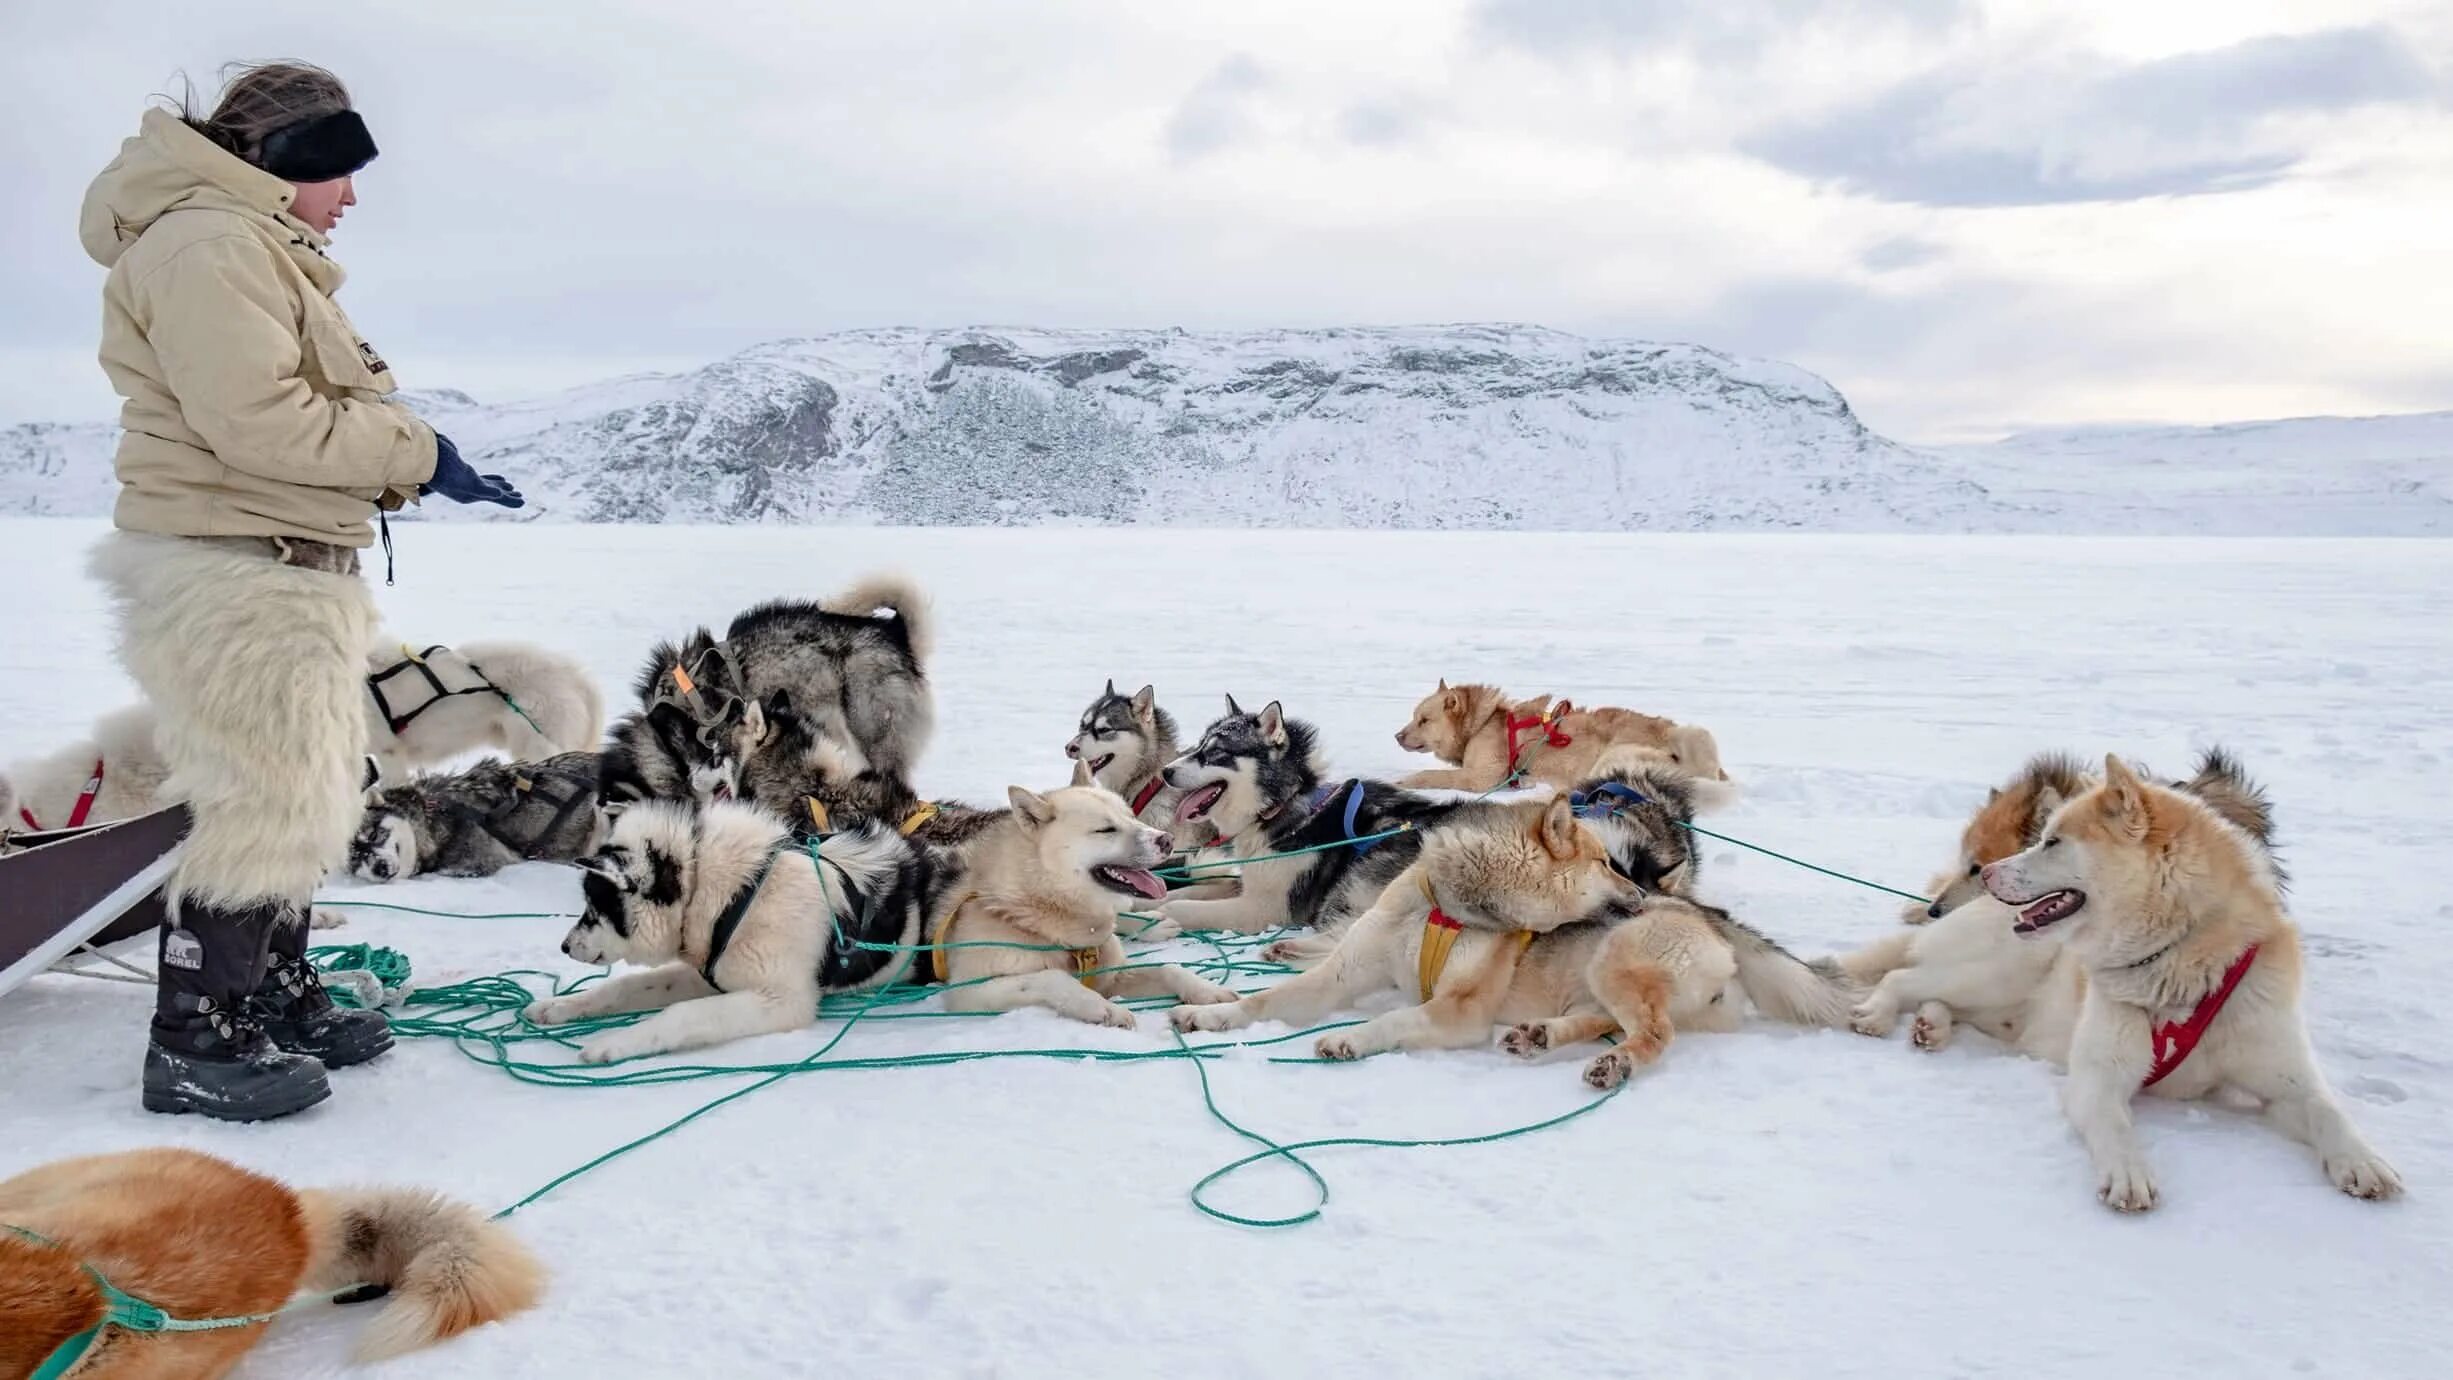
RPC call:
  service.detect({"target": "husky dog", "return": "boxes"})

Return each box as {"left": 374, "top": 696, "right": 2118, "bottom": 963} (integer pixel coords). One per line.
{"left": 1977, "top": 755, "right": 2399, "bottom": 1211}
{"left": 1062, "top": 680, "right": 1218, "bottom": 844}
{"left": 528, "top": 799, "right": 935, "bottom": 1063}
{"left": 1175, "top": 794, "right": 1856, "bottom": 1087}
{"left": 1903, "top": 752, "right": 2094, "bottom": 924}
{"left": 1849, "top": 748, "right": 2287, "bottom": 1053}
{"left": 1152, "top": 697, "right": 1492, "bottom": 938}
{"left": 3, "top": 638, "right": 599, "bottom": 833}
{"left": 0, "top": 705, "right": 174, "bottom": 834}
{"left": 348, "top": 751, "right": 604, "bottom": 882}
{"left": 711, "top": 688, "right": 933, "bottom": 831}
{"left": 1392, "top": 681, "right": 1731, "bottom": 794}
{"left": 0, "top": 1146, "right": 543, "bottom": 1376}
{"left": 920, "top": 784, "right": 1237, "bottom": 1027}
{"left": 363, "top": 638, "right": 603, "bottom": 782}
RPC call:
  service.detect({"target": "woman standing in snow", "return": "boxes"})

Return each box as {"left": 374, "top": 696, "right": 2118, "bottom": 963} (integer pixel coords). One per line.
{"left": 79, "top": 62, "right": 522, "bottom": 1120}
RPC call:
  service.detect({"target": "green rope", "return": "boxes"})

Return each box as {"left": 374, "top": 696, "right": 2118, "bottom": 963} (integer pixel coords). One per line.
{"left": 1673, "top": 822, "right": 1932, "bottom": 905}
{"left": 319, "top": 900, "right": 573, "bottom": 921}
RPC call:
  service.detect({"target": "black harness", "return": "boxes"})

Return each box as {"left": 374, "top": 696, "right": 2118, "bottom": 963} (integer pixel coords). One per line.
{"left": 700, "top": 849, "right": 780, "bottom": 991}
{"left": 367, "top": 645, "right": 515, "bottom": 735}
{"left": 457, "top": 768, "right": 597, "bottom": 859}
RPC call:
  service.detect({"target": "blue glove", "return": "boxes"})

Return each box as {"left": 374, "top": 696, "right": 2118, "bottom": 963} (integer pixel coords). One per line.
{"left": 421, "top": 433, "right": 524, "bottom": 508}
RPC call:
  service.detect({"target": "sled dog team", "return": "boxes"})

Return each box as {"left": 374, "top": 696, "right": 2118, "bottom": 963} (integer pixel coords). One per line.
{"left": 4, "top": 573, "right": 2406, "bottom": 1217}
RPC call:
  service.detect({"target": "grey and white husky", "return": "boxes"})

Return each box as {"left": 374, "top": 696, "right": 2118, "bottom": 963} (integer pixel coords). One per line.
{"left": 1064, "top": 680, "right": 1222, "bottom": 849}
{"left": 598, "top": 574, "right": 933, "bottom": 814}
{"left": 1150, "top": 697, "right": 1497, "bottom": 938}
{"left": 348, "top": 751, "right": 605, "bottom": 882}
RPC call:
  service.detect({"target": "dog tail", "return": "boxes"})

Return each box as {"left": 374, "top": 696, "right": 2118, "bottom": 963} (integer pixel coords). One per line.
{"left": 296, "top": 1186, "right": 546, "bottom": 1362}
{"left": 2176, "top": 745, "right": 2285, "bottom": 878}
{"left": 826, "top": 573, "right": 933, "bottom": 666}
{"left": 1835, "top": 928, "right": 1917, "bottom": 986}
{"left": 1706, "top": 906, "right": 1859, "bottom": 1027}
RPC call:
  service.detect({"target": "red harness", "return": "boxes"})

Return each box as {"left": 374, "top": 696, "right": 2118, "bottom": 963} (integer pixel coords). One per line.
{"left": 1130, "top": 776, "right": 1164, "bottom": 817}
{"left": 18, "top": 758, "right": 105, "bottom": 832}
{"left": 2141, "top": 944, "right": 2260, "bottom": 1088}
{"left": 1503, "top": 700, "right": 1574, "bottom": 774}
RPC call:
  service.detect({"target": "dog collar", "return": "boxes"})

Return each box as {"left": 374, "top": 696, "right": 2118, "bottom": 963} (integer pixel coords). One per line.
{"left": 1504, "top": 700, "right": 1574, "bottom": 776}
{"left": 1129, "top": 776, "right": 1164, "bottom": 817}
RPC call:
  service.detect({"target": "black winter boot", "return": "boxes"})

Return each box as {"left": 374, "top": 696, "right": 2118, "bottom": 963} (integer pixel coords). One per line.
{"left": 252, "top": 916, "right": 394, "bottom": 1068}
{"left": 144, "top": 901, "right": 330, "bottom": 1121}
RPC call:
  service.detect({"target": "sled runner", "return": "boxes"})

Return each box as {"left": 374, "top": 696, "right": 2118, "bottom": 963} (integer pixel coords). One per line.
{"left": 0, "top": 804, "right": 189, "bottom": 1001}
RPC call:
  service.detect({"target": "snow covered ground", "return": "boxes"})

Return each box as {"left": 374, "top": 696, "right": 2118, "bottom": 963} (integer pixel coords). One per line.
{"left": 3, "top": 517, "right": 2450, "bottom": 1378}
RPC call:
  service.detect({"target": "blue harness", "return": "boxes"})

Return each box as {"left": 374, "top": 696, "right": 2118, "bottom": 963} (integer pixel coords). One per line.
{"left": 1568, "top": 782, "right": 1650, "bottom": 818}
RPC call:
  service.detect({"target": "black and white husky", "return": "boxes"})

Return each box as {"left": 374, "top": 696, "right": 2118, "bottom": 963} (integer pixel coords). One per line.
{"left": 348, "top": 751, "right": 605, "bottom": 882}
{"left": 1151, "top": 697, "right": 1496, "bottom": 937}
{"left": 527, "top": 799, "right": 933, "bottom": 1063}
{"left": 598, "top": 575, "right": 933, "bottom": 815}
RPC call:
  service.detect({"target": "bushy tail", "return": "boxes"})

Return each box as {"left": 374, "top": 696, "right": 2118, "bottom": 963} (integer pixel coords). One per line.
{"left": 826, "top": 573, "right": 933, "bottom": 666}
{"left": 2176, "top": 745, "right": 2285, "bottom": 883}
{"left": 297, "top": 1187, "right": 546, "bottom": 1362}
{"left": 1707, "top": 908, "right": 1860, "bottom": 1027}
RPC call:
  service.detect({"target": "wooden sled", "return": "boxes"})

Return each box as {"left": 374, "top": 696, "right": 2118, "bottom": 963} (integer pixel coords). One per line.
{"left": 0, "top": 805, "right": 189, "bottom": 1001}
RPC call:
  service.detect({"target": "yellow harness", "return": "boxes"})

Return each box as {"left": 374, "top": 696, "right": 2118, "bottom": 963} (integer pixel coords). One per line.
{"left": 801, "top": 798, "right": 942, "bottom": 837}
{"left": 927, "top": 893, "right": 1102, "bottom": 987}
{"left": 1415, "top": 874, "right": 1532, "bottom": 1002}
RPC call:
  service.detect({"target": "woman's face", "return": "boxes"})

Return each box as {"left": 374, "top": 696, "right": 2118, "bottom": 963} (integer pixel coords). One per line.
{"left": 287, "top": 175, "right": 356, "bottom": 235}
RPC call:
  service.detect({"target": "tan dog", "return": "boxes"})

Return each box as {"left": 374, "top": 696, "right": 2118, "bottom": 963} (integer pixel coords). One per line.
{"left": 1392, "top": 681, "right": 1729, "bottom": 792}
{"left": 1979, "top": 756, "right": 2400, "bottom": 1212}
{"left": 0, "top": 1147, "right": 543, "bottom": 1379}
{"left": 932, "top": 785, "right": 1238, "bottom": 1027}
{"left": 1904, "top": 752, "right": 2094, "bottom": 924}
{"left": 1174, "top": 795, "right": 1852, "bottom": 1087}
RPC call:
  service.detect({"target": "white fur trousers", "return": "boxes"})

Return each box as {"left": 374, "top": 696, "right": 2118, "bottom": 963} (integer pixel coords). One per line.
{"left": 89, "top": 532, "right": 376, "bottom": 909}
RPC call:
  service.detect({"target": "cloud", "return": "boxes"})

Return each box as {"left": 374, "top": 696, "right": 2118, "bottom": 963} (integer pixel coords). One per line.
{"left": 1337, "top": 97, "right": 1431, "bottom": 147}
{"left": 1163, "top": 55, "right": 1272, "bottom": 161}
{"left": 1473, "top": 0, "right": 1967, "bottom": 59}
{"left": 1859, "top": 236, "right": 1944, "bottom": 271}
{"left": 1745, "top": 25, "right": 2439, "bottom": 206}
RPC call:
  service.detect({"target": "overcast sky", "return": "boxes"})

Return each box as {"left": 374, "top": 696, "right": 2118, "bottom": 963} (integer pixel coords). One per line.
{"left": 4, "top": 0, "right": 2448, "bottom": 442}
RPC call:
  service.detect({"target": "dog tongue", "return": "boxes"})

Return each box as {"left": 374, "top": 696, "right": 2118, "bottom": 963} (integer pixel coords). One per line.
{"left": 1113, "top": 867, "right": 1165, "bottom": 900}
{"left": 1173, "top": 784, "right": 1221, "bottom": 825}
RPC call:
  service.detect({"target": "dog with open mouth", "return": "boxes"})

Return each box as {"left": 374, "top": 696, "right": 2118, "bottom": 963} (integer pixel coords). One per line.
{"left": 1064, "top": 679, "right": 1218, "bottom": 849}
{"left": 1973, "top": 754, "right": 2399, "bottom": 1212}
{"left": 1151, "top": 696, "right": 1497, "bottom": 939}
{"left": 919, "top": 783, "right": 1236, "bottom": 1027}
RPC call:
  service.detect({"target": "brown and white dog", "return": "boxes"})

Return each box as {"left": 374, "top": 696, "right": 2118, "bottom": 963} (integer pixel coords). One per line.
{"left": 1391, "top": 681, "right": 1730, "bottom": 794}
{"left": 1978, "top": 756, "right": 2400, "bottom": 1212}
{"left": 1175, "top": 794, "right": 1852, "bottom": 1087}
{"left": 0, "top": 1146, "right": 543, "bottom": 1379}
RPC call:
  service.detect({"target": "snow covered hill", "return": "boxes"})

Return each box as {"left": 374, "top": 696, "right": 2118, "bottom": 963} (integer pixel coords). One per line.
{"left": 5, "top": 325, "right": 2448, "bottom": 533}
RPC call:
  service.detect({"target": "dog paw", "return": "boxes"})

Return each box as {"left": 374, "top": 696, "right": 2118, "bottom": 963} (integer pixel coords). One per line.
{"left": 1132, "top": 918, "right": 1183, "bottom": 943}
{"left": 1850, "top": 1000, "right": 1897, "bottom": 1038}
{"left": 1258, "top": 940, "right": 1299, "bottom": 964}
{"left": 307, "top": 907, "right": 348, "bottom": 930}
{"left": 1910, "top": 1007, "right": 1955, "bottom": 1052}
{"left": 575, "top": 1033, "right": 642, "bottom": 1066}
{"left": 1171, "top": 1002, "right": 1238, "bottom": 1033}
{"left": 1095, "top": 1002, "right": 1141, "bottom": 1031}
{"left": 1314, "top": 1032, "right": 1363, "bottom": 1061}
{"left": 1181, "top": 981, "right": 1239, "bottom": 1006}
{"left": 2097, "top": 1157, "right": 2160, "bottom": 1214}
{"left": 1583, "top": 1049, "right": 1634, "bottom": 1090}
{"left": 2326, "top": 1152, "right": 2404, "bottom": 1201}
{"left": 524, "top": 997, "right": 574, "bottom": 1027}
{"left": 1500, "top": 1022, "right": 1550, "bottom": 1058}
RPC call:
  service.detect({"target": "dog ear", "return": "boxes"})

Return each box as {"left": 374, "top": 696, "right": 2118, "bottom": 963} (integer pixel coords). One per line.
{"left": 2029, "top": 785, "right": 2065, "bottom": 835}
{"left": 1070, "top": 758, "right": 1095, "bottom": 787}
{"left": 1537, "top": 794, "right": 1580, "bottom": 860}
{"left": 1986, "top": 786, "right": 2002, "bottom": 803}
{"left": 1436, "top": 677, "right": 1448, "bottom": 692}
{"left": 1104, "top": 677, "right": 1118, "bottom": 698}
{"left": 2099, "top": 755, "right": 2151, "bottom": 837}
{"left": 1224, "top": 693, "right": 1244, "bottom": 717}
{"left": 1258, "top": 701, "right": 1287, "bottom": 749}
{"left": 1440, "top": 686, "right": 1462, "bottom": 715}
{"left": 1008, "top": 785, "right": 1057, "bottom": 826}
{"left": 1131, "top": 684, "right": 1156, "bottom": 720}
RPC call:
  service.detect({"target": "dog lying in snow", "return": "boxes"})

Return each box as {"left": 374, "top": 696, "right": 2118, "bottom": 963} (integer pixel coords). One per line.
{"left": 1, "top": 636, "right": 599, "bottom": 833}
{"left": 529, "top": 798, "right": 935, "bottom": 1063}
{"left": 0, "top": 1146, "right": 542, "bottom": 1378}
{"left": 1177, "top": 793, "right": 1855, "bottom": 1087}
{"left": 1064, "top": 680, "right": 1218, "bottom": 848}
{"left": 348, "top": 751, "right": 605, "bottom": 882}
{"left": 1978, "top": 755, "right": 2398, "bottom": 1211}
{"left": 1391, "top": 681, "right": 1731, "bottom": 794}
{"left": 921, "top": 784, "right": 1238, "bottom": 1027}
